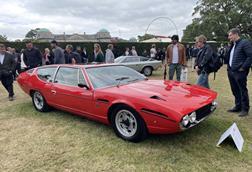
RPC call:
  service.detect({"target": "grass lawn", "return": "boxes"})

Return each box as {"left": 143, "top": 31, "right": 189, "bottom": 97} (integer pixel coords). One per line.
{"left": 0, "top": 65, "right": 252, "bottom": 172}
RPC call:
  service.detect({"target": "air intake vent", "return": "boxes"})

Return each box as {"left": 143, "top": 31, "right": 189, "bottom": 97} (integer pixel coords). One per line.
{"left": 150, "top": 95, "right": 166, "bottom": 101}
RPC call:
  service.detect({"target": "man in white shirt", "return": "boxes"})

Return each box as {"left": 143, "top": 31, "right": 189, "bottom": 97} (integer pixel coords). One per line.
{"left": 166, "top": 35, "right": 186, "bottom": 81}
{"left": 105, "top": 44, "right": 115, "bottom": 63}
{"left": 150, "top": 44, "right": 157, "bottom": 59}
{"left": 226, "top": 28, "right": 252, "bottom": 117}
{"left": 131, "top": 46, "right": 138, "bottom": 56}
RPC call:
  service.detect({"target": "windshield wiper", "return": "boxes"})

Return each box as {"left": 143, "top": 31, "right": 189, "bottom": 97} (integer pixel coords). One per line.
{"left": 115, "top": 77, "right": 130, "bottom": 87}
{"left": 127, "top": 78, "right": 139, "bottom": 83}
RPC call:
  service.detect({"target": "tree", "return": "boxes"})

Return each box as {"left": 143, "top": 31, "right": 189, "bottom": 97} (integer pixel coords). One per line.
{"left": 182, "top": 0, "right": 252, "bottom": 42}
{"left": 0, "top": 34, "right": 8, "bottom": 42}
{"left": 25, "top": 29, "right": 39, "bottom": 39}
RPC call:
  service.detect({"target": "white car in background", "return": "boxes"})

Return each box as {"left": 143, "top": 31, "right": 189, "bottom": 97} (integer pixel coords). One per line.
{"left": 114, "top": 56, "right": 162, "bottom": 76}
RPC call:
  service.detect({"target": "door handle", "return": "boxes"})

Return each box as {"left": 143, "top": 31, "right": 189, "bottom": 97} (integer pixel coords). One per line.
{"left": 51, "top": 90, "right": 56, "bottom": 94}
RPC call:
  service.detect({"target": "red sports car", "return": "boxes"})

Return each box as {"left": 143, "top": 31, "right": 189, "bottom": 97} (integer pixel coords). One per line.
{"left": 17, "top": 64, "right": 217, "bottom": 142}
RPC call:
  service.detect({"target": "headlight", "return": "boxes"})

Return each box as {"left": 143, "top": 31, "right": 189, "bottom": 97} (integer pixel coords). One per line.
{"left": 189, "top": 112, "right": 196, "bottom": 123}
{"left": 211, "top": 100, "right": 218, "bottom": 111}
{"left": 182, "top": 115, "right": 190, "bottom": 127}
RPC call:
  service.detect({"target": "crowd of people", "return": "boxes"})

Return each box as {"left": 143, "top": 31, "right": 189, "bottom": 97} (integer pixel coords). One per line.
{"left": 2, "top": 40, "right": 169, "bottom": 75}
{"left": 0, "top": 28, "right": 251, "bottom": 117}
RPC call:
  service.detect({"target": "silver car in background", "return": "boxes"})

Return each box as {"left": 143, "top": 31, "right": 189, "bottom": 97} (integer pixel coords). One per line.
{"left": 114, "top": 56, "right": 162, "bottom": 76}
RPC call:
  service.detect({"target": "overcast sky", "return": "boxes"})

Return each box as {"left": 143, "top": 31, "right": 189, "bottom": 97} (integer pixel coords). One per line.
{"left": 0, "top": 0, "right": 197, "bottom": 40}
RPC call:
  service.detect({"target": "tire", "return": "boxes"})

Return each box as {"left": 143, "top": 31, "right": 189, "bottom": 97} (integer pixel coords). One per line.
{"left": 32, "top": 91, "right": 51, "bottom": 112}
{"left": 142, "top": 66, "right": 153, "bottom": 76}
{"left": 111, "top": 105, "right": 148, "bottom": 142}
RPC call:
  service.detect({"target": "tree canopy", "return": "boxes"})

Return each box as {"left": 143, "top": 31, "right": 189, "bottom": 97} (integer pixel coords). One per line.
{"left": 182, "top": 0, "right": 252, "bottom": 42}
{"left": 25, "top": 28, "right": 40, "bottom": 39}
{"left": 0, "top": 35, "right": 8, "bottom": 42}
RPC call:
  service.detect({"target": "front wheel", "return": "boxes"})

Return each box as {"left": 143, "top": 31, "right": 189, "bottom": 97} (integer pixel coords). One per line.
{"left": 32, "top": 91, "right": 51, "bottom": 112}
{"left": 111, "top": 105, "right": 147, "bottom": 142}
{"left": 142, "top": 66, "right": 153, "bottom": 76}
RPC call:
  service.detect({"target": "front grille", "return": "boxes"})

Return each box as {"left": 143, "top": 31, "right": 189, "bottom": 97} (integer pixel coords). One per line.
{"left": 196, "top": 104, "right": 212, "bottom": 121}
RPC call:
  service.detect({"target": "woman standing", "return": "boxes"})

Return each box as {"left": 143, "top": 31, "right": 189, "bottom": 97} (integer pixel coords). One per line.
{"left": 94, "top": 43, "right": 104, "bottom": 63}
{"left": 43, "top": 48, "right": 54, "bottom": 65}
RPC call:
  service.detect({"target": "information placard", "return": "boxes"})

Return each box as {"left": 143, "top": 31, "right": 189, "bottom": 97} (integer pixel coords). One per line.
{"left": 216, "top": 123, "right": 244, "bottom": 152}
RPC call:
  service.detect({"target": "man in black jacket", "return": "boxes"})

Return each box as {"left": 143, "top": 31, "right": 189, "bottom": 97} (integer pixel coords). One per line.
{"left": 0, "top": 44, "right": 16, "bottom": 101}
{"left": 226, "top": 28, "right": 252, "bottom": 117}
{"left": 23, "top": 41, "right": 42, "bottom": 69}
{"left": 194, "top": 35, "right": 213, "bottom": 88}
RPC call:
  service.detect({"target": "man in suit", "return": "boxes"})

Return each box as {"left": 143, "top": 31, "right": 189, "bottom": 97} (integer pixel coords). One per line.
{"left": 226, "top": 28, "right": 252, "bottom": 117}
{"left": 0, "top": 44, "right": 16, "bottom": 101}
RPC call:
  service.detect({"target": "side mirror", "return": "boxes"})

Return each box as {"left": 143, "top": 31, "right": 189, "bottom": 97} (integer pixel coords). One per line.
{"left": 78, "top": 83, "right": 89, "bottom": 90}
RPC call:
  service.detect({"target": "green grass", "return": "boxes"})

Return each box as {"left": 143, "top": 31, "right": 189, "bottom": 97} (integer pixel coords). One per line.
{"left": 0, "top": 65, "right": 252, "bottom": 172}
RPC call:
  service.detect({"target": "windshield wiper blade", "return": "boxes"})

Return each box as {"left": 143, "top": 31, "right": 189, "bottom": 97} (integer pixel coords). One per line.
{"left": 127, "top": 78, "right": 139, "bottom": 83}
{"left": 115, "top": 77, "right": 130, "bottom": 81}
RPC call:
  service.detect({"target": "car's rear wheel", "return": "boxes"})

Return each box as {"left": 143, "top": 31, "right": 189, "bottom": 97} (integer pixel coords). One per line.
{"left": 32, "top": 91, "right": 50, "bottom": 112}
{"left": 142, "top": 66, "right": 153, "bottom": 76}
{"left": 111, "top": 105, "right": 147, "bottom": 142}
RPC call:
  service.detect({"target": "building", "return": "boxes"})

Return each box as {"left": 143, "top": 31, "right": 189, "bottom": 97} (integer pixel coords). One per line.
{"left": 141, "top": 36, "right": 171, "bottom": 43}
{"left": 35, "top": 28, "right": 112, "bottom": 42}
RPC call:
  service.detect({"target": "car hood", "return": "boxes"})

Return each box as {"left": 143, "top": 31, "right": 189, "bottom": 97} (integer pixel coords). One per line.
{"left": 100, "top": 80, "right": 217, "bottom": 115}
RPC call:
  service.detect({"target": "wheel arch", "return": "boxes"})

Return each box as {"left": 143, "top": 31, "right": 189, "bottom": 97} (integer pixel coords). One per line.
{"left": 107, "top": 103, "right": 134, "bottom": 124}
{"left": 141, "top": 65, "right": 154, "bottom": 72}
{"left": 29, "top": 89, "right": 36, "bottom": 97}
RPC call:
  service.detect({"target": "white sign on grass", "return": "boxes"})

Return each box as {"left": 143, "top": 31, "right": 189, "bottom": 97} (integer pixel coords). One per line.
{"left": 216, "top": 123, "right": 244, "bottom": 152}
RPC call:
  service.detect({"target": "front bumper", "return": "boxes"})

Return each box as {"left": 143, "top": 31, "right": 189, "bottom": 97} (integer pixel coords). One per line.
{"left": 179, "top": 101, "right": 217, "bottom": 130}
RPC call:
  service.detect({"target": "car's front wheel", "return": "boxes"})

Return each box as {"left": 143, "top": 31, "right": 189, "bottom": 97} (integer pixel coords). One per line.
{"left": 142, "top": 66, "right": 153, "bottom": 76}
{"left": 111, "top": 105, "right": 147, "bottom": 142}
{"left": 32, "top": 91, "right": 50, "bottom": 112}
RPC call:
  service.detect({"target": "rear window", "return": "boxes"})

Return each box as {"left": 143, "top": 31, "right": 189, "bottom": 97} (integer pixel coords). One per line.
{"left": 37, "top": 67, "right": 57, "bottom": 82}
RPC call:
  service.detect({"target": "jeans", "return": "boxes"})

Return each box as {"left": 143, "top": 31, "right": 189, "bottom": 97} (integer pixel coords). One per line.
{"left": 228, "top": 69, "right": 250, "bottom": 112}
{"left": 169, "top": 63, "right": 182, "bottom": 81}
{"left": 196, "top": 71, "right": 209, "bottom": 88}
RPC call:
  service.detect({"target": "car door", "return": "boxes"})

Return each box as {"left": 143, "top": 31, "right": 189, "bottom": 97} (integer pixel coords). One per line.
{"left": 36, "top": 66, "right": 58, "bottom": 105}
{"left": 51, "top": 66, "right": 94, "bottom": 115}
{"left": 123, "top": 56, "right": 142, "bottom": 71}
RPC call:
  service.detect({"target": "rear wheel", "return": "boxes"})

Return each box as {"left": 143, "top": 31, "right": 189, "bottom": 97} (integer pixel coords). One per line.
{"left": 111, "top": 105, "right": 147, "bottom": 142}
{"left": 32, "top": 91, "right": 50, "bottom": 112}
{"left": 142, "top": 66, "right": 153, "bottom": 76}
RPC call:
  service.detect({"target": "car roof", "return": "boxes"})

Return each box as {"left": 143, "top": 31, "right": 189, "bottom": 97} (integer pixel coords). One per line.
{"left": 38, "top": 64, "right": 125, "bottom": 69}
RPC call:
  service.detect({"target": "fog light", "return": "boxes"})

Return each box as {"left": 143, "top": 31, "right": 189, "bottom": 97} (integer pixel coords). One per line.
{"left": 189, "top": 112, "right": 197, "bottom": 123}
{"left": 211, "top": 101, "right": 218, "bottom": 111}
{"left": 182, "top": 115, "right": 190, "bottom": 127}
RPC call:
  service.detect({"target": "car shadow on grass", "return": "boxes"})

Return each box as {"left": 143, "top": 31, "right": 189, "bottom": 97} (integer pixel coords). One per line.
{"left": 31, "top": 103, "right": 218, "bottom": 141}
{"left": 9, "top": 102, "right": 250, "bottom": 151}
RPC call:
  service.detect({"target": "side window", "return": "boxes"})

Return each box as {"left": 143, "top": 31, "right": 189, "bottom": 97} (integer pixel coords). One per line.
{"left": 55, "top": 67, "right": 78, "bottom": 86}
{"left": 140, "top": 57, "right": 149, "bottom": 61}
{"left": 124, "top": 57, "right": 140, "bottom": 62}
{"left": 78, "top": 69, "right": 87, "bottom": 85}
{"left": 37, "top": 67, "right": 57, "bottom": 82}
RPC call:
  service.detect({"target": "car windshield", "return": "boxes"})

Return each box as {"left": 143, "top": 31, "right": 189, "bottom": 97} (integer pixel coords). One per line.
{"left": 86, "top": 65, "right": 146, "bottom": 89}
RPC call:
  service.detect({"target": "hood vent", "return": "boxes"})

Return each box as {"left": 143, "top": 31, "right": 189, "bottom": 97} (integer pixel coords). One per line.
{"left": 150, "top": 95, "right": 166, "bottom": 101}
